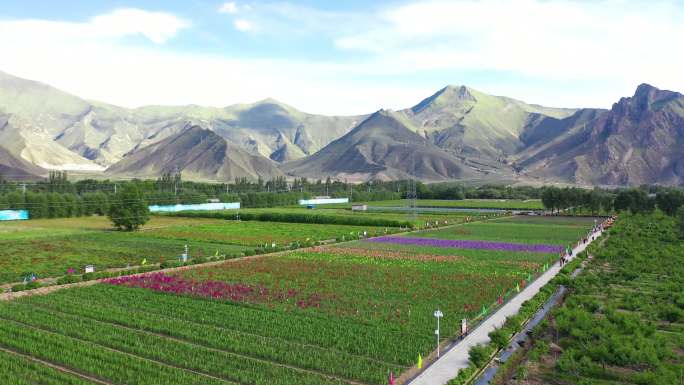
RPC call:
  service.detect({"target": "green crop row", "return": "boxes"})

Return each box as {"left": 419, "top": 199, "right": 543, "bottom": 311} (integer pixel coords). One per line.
{"left": 163, "top": 210, "right": 413, "bottom": 228}
{"left": 0, "top": 349, "right": 97, "bottom": 385}
{"left": 0, "top": 317, "right": 230, "bottom": 385}
{"left": 15, "top": 295, "right": 400, "bottom": 384}
{"left": 27, "top": 284, "right": 431, "bottom": 366}
{"left": 0, "top": 302, "right": 349, "bottom": 385}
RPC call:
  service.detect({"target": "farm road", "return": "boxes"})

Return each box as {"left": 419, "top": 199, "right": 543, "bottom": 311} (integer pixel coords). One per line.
{"left": 408, "top": 228, "right": 603, "bottom": 385}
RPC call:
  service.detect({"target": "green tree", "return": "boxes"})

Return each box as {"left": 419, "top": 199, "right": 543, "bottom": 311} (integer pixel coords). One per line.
{"left": 108, "top": 185, "right": 150, "bottom": 231}
{"left": 677, "top": 206, "right": 684, "bottom": 239}
{"left": 25, "top": 192, "right": 48, "bottom": 218}
{"left": 656, "top": 189, "right": 684, "bottom": 216}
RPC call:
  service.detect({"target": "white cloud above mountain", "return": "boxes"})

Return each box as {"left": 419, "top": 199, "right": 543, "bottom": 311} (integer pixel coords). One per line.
{"left": 0, "top": 1, "right": 682, "bottom": 115}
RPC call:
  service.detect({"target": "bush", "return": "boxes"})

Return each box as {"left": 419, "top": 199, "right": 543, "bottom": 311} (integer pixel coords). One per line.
{"left": 56, "top": 275, "right": 82, "bottom": 285}
{"left": 468, "top": 344, "right": 492, "bottom": 367}
{"left": 11, "top": 280, "right": 42, "bottom": 292}
{"left": 488, "top": 327, "right": 510, "bottom": 350}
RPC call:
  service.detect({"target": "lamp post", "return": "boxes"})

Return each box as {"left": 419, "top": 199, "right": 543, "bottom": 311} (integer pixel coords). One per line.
{"left": 434, "top": 309, "right": 444, "bottom": 357}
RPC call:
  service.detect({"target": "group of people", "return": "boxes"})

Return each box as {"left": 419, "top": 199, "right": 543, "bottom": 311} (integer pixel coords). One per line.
{"left": 558, "top": 215, "right": 617, "bottom": 267}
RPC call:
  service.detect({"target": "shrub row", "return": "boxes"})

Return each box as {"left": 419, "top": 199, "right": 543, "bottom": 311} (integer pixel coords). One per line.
{"left": 164, "top": 210, "right": 412, "bottom": 228}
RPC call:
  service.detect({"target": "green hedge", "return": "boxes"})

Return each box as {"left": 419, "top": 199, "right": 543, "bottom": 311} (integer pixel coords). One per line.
{"left": 163, "top": 210, "right": 412, "bottom": 228}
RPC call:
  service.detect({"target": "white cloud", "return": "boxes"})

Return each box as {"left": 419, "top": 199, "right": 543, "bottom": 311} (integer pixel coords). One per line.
{"left": 0, "top": 8, "right": 423, "bottom": 115}
{"left": 233, "top": 19, "right": 253, "bottom": 32}
{"left": 335, "top": 0, "right": 684, "bottom": 93}
{"left": 0, "top": 8, "right": 189, "bottom": 45}
{"left": 218, "top": 2, "right": 239, "bottom": 14}
{"left": 1, "top": 2, "right": 682, "bottom": 116}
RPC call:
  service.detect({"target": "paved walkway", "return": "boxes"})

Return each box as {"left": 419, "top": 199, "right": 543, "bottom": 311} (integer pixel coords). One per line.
{"left": 409, "top": 229, "right": 603, "bottom": 385}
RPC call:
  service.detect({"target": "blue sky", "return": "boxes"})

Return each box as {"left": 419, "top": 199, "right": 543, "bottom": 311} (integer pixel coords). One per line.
{"left": 1, "top": 0, "right": 682, "bottom": 115}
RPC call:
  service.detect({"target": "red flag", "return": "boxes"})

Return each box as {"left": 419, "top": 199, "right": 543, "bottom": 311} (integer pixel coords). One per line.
{"left": 498, "top": 296, "right": 503, "bottom": 305}
{"left": 389, "top": 371, "right": 395, "bottom": 385}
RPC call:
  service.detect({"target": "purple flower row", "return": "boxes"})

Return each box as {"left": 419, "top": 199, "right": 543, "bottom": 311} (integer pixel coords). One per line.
{"left": 366, "top": 236, "right": 563, "bottom": 254}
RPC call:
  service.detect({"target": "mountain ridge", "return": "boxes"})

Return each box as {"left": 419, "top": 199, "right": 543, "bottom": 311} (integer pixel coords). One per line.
{"left": 1, "top": 70, "right": 682, "bottom": 185}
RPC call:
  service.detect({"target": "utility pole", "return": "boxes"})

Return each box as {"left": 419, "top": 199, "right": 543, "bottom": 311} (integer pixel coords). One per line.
{"left": 405, "top": 142, "right": 417, "bottom": 221}
{"left": 434, "top": 309, "right": 443, "bottom": 357}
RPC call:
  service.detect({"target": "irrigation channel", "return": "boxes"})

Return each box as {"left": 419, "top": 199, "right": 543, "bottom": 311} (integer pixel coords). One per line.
{"left": 408, "top": 227, "right": 603, "bottom": 385}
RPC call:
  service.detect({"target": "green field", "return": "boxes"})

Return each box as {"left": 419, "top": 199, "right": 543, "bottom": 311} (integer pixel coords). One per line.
{"left": 404, "top": 216, "right": 596, "bottom": 246}
{"left": 0, "top": 214, "right": 595, "bottom": 385}
{"left": 168, "top": 206, "right": 482, "bottom": 229}
{"left": 0, "top": 216, "right": 389, "bottom": 285}
{"left": 340, "top": 199, "right": 544, "bottom": 210}
{"left": 519, "top": 214, "right": 684, "bottom": 385}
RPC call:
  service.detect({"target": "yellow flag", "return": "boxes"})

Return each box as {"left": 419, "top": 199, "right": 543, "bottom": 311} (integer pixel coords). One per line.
{"left": 141, "top": 258, "right": 147, "bottom": 265}
{"left": 418, "top": 353, "right": 423, "bottom": 369}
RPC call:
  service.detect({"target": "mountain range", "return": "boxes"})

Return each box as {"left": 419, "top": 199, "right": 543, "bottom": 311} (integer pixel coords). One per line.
{"left": 1, "top": 70, "right": 683, "bottom": 186}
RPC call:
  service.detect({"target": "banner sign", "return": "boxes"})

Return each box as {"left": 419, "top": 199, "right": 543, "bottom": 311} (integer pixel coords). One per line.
{"left": 0, "top": 210, "right": 29, "bottom": 221}
{"left": 149, "top": 202, "right": 240, "bottom": 213}
{"left": 298, "top": 198, "right": 349, "bottom": 205}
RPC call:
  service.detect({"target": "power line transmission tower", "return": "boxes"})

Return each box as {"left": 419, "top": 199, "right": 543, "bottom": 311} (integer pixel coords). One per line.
{"left": 405, "top": 143, "right": 417, "bottom": 222}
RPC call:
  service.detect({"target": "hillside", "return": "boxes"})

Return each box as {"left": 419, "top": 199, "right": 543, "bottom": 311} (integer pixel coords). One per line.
{"left": 516, "top": 84, "right": 684, "bottom": 185}
{"left": 0, "top": 71, "right": 361, "bottom": 170}
{"left": 2, "top": 70, "right": 684, "bottom": 185}
{"left": 107, "top": 125, "right": 283, "bottom": 181}
{"left": 0, "top": 146, "right": 45, "bottom": 180}
{"left": 282, "top": 110, "right": 484, "bottom": 181}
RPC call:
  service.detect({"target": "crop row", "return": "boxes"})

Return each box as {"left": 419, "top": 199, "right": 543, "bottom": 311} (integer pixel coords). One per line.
{"left": 0, "top": 348, "right": 97, "bottom": 385}
{"left": 19, "top": 293, "right": 400, "bottom": 384}
{"left": 407, "top": 220, "right": 592, "bottom": 246}
{"left": 0, "top": 316, "right": 231, "bottom": 385}
{"left": 163, "top": 210, "right": 413, "bottom": 228}
{"left": 25, "top": 284, "right": 431, "bottom": 366}
{"left": 0, "top": 302, "right": 351, "bottom": 385}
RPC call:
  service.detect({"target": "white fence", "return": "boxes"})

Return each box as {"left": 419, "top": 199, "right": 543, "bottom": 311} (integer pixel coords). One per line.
{"left": 149, "top": 202, "right": 240, "bottom": 213}
{"left": 298, "top": 198, "right": 349, "bottom": 206}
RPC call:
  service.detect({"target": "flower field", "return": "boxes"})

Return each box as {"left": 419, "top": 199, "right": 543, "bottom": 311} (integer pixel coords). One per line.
{"left": 404, "top": 217, "right": 596, "bottom": 246}
{"left": 0, "top": 215, "right": 595, "bottom": 384}
{"left": 0, "top": 215, "right": 389, "bottom": 285}
{"left": 367, "top": 236, "right": 563, "bottom": 253}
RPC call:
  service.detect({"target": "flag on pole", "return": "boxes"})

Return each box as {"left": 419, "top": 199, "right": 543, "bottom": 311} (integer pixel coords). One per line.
{"left": 417, "top": 353, "right": 423, "bottom": 369}
{"left": 498, "top": 296, "right": 503, "bottom": 305}
{"left": 516, "top": 283, "right": 520, "bottom": 293}
{"left": 527, "top": 273, "right": 532, "bottom": 282}
{"left": 481, "top": 304, "right": 487, "bottom": 316}
{"left": 389, "top": 371, "right": 395, "bottom": 385}
{"left": 141, "top": 258, "right": 147, "bottom": 265}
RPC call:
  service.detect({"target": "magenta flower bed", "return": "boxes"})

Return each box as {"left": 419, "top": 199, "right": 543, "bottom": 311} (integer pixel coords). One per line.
{"left": 105, "top": 272, "right": 322, "bottom": 308}
{"left": 366, "top": 236, "right": 563, "bottom": 253}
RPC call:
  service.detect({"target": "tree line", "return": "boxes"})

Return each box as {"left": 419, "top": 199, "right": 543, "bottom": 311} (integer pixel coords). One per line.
{"left": 540, "top": 186, "right": 684, "bottom": 217}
